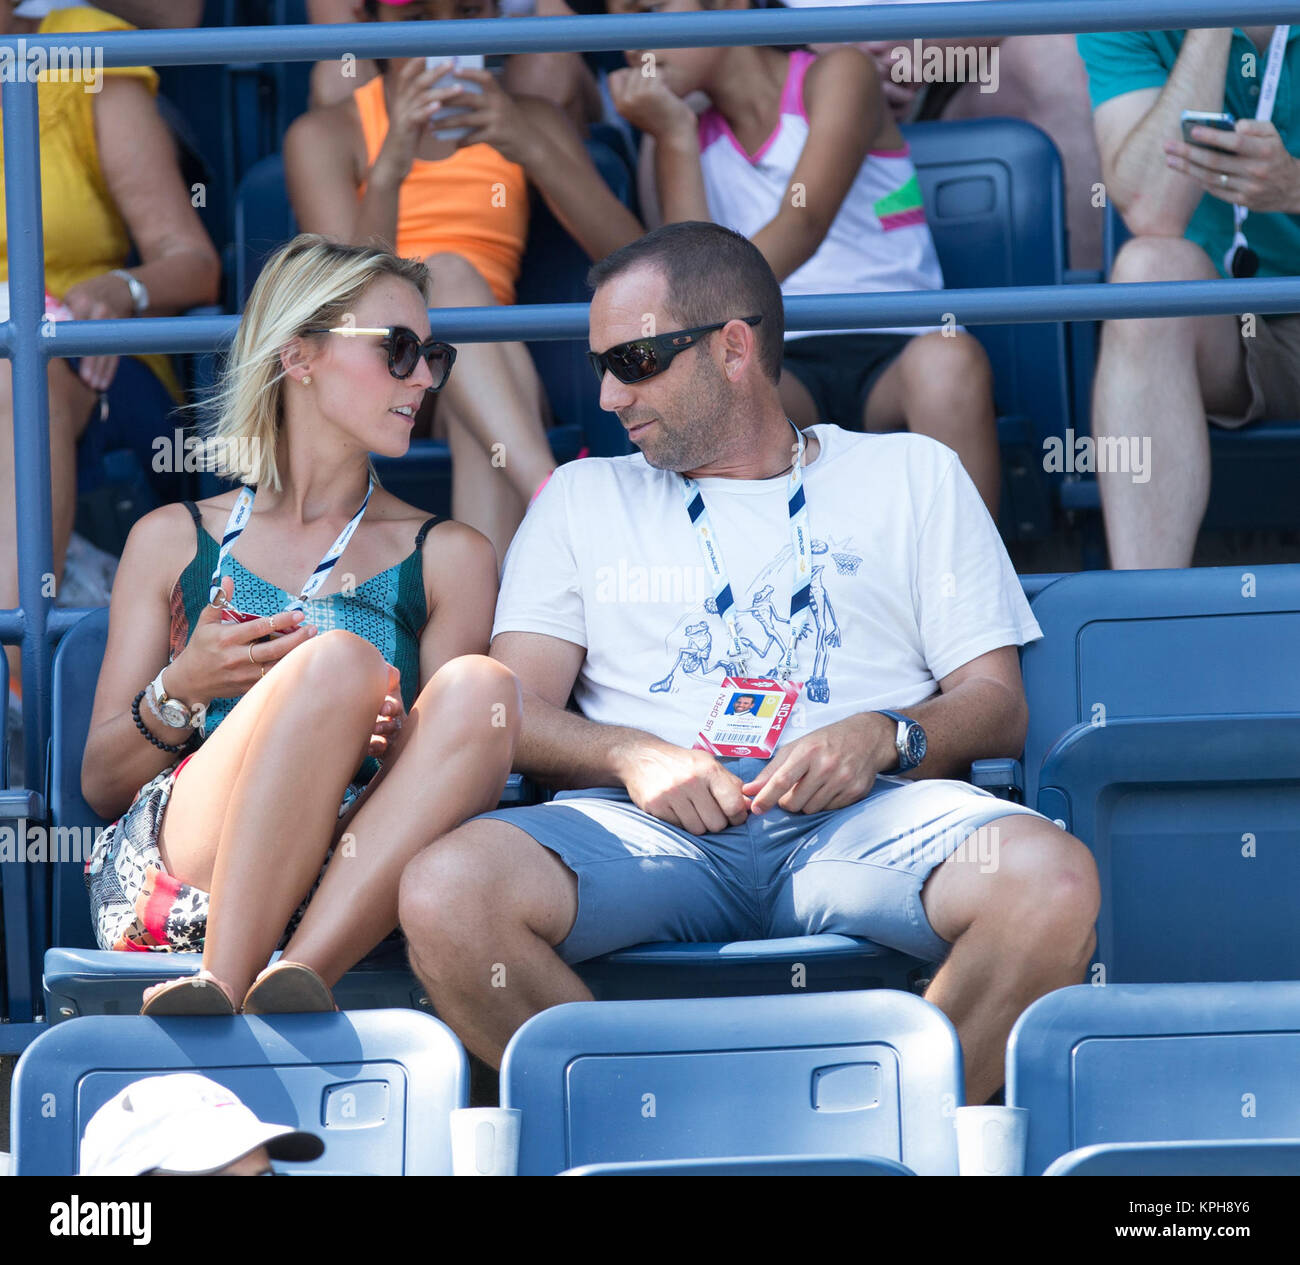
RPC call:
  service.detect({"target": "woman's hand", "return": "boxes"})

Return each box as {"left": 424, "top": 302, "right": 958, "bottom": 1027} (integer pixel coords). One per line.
{"left": 373, "top": 56, "right": 455, "bottom": 185}
{"left": 439, "top": 67, "right": 541, "bottom": 167}
{"left": 608, "top": 67, "right": 698, "bottom": 142}
{"left": 60, "top": 273, "right": 137, "bottom": 392}
{"left": 368, "top": 662, "right": 406, "bottom": 761}
{"left": 163, "top": 576, "right": 318, "bottom": 709}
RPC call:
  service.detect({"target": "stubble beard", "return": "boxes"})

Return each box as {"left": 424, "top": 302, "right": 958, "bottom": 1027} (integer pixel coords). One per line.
{"left": 636, "top": 356, "right": 738, "bottom": 473}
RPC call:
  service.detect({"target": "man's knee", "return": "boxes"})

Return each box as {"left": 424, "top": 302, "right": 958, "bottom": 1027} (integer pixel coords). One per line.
{"left": 1109, "top": 235, "right": 1216, "bottom": 285}
{"left": 989, "top": 825, "right": 1100, "bottom": 957}
{"left": 399, "top": 823, "right": 509, "bottom": 948}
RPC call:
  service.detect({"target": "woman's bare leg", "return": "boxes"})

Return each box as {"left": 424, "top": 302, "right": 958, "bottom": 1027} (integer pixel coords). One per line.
{"left": 424, "top": 251, "right": 555, "bottom": 504}
{"left": 0, "top": 359, "right": 98, "bottom": 689}
{"left": 156, "top": 630, "right": 390, "bottom": 1002}
{"left": 277, "top": 655, "right": 521, "bottom": 985}
{"left": 446, "top": 403, "right": 524, "bottom": 565}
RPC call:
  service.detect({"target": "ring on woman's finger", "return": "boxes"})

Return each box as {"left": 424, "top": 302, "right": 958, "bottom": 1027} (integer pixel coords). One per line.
{"left": 1220, "top": 172, "right": 1230, "bottom": 187}
{"left": 248, "top": 644, "right": 258, "bottom": 666}
{"left": 261, "top": 665, "right": 265, "bottom": 678}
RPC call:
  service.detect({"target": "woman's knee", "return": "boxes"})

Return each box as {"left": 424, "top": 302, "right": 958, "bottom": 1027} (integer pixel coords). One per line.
{"left": 275, "top": 629, "right": 390, "bottom": 713}
{"left": 423, "top": 251, "right": 493, "bottom": 299}
{"left": 419, "top": 655, "right": 522, "bottom": 743}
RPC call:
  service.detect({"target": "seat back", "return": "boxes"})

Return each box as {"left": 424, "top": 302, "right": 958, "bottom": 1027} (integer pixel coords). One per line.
{"left": 501, "top": 990, "right": 963, "bottom": 1176}
{"left": 49, "top": 609, "right": 112, "bottom": 951}
{"left": 11, "top": 1011, "right": 468, "bottom": 1175}
{"left": 233, "top": 152, "right": 299, "bottom": 311}
{"left": 1008, "top": 983, "right": 1300, "bottom": 1176}
{"left": 561, "top": 1155, "right": 915, "bottom": 1176}
{"left": 1045, "top": 1138, "right": 1300, "bottom": 1176}
{"left": 903, "top": 118, "right": 1069, "bottom": 540}
{"left": 1021, "top": 567, "right": 1300, "bottom": 982}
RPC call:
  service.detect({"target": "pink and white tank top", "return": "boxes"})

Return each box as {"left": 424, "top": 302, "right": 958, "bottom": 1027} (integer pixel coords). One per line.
{"left": 697, "top": 50, "right": 945, "bottom": 339}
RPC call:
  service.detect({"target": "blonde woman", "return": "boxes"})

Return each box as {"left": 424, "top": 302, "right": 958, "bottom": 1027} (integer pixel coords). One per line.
{"left": 82, "top": 234, "right": 520, "bottom": 1015}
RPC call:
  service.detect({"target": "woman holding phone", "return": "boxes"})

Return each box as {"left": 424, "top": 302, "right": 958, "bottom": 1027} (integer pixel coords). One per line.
{"left": 82, "top": 234, "right": 521, "bottom": 1015}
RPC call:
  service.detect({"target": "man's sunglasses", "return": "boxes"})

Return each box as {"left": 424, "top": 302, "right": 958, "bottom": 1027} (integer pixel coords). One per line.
{"left": 587, "top": 316, "right": 762, "bottom": 386}
{"left": 304, "top": 326, "right": 457, "bottom": 390}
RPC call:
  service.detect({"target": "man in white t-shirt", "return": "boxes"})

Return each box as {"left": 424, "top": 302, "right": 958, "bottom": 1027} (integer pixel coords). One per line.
{"left": 399, "top": 222, "right": 1099, "bottom": 1106}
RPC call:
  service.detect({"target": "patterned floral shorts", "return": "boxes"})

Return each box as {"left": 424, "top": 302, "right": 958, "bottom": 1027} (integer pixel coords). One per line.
{"left": 85, "top": 758, "right": 365, "bottom": 953}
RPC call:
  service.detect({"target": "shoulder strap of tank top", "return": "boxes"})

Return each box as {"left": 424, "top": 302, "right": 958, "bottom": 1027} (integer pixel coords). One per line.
{"left": 181, "top": 499, "right": 202, "bottom": 535}
{"left": 414, "top": 516, "right": 439, "bottom": 550}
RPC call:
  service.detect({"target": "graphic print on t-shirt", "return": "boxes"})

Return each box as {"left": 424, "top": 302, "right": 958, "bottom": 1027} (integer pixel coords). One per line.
{"left": 650, "top": 535, "right": 862, "bottom": 705}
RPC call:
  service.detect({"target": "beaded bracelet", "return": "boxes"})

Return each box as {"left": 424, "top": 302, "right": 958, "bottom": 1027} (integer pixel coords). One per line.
{"left": 131, "top": 688, "right": 194, "bottom": 755}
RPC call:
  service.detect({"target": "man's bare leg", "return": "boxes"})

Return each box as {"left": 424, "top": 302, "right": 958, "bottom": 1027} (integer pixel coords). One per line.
{"left": 1093, "top": 237, "right": 1252, "bottom": 569}
{"left": 399, "top": 819, "right": 590, "bottom": 1066}
{"left": 921, "top": 815, "right": 1100, "bottom": 1105}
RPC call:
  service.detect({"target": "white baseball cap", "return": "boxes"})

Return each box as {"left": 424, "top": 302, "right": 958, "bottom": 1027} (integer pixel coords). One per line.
{"left": 80, "top": 1073, "right": 325, "bottom": 1176}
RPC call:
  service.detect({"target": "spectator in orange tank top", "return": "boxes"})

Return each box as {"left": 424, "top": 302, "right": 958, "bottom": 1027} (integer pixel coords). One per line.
{"left": 287, "top": 0, "right": 644, "bottom": 558}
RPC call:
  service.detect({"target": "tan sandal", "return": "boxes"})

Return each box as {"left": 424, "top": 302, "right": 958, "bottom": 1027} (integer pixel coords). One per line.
{"left": 140, "top": 972, "right": 236, "bottom": 1017}
{"left": 241, "top": 961, "right": 336, "bottom": 1014}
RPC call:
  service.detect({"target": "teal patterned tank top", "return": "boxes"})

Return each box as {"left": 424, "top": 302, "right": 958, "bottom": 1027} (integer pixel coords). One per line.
{"left": 169, "top": 500, "right": 437, "bottom": 783}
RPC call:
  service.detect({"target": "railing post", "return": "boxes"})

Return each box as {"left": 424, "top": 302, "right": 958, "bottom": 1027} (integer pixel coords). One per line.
{"left": 3, "top": 75, "right": 54, "bottom": 797}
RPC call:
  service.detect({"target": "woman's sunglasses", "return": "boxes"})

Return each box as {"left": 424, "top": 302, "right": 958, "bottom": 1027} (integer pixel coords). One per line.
{"left": 587, "top": 316, "right": 762, "bottom": 386}
{"left": 304, "top": 326, "right": 457, "bottom": 390}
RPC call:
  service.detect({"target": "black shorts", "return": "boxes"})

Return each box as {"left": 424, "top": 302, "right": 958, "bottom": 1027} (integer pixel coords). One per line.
{"left": 782, "top": 332, "right": 913, "bottom": 430}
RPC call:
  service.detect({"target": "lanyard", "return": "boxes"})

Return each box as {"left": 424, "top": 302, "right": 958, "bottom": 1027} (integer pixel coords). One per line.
{"left": 681, "top": 419, "right": 812, "bottom": 681}
{"left": 208, "top": 477, "right": 374, "bottom": 612}
{"left": 1228, "top": 26, "right": 1290, "bottom": 254}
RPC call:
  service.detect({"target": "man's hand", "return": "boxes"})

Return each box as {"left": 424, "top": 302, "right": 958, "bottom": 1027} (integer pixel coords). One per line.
{"left": 744, "top": 712, "right": 897, "bottom": 816}
{"left": 1163, "top": 119, "right": 1300, "bottom": 213}
{"left": 621, "top": 740, "right": 751, "bottom": 835}
{"left": 608, "top": 67, "right": 698, "bottom": 141}
{"left": 369, "top": 663, "right": 405, "bottom": 761}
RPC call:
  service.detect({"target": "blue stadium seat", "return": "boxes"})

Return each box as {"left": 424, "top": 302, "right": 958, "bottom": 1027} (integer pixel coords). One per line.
{"left": 577, "top": 936, "right": 930, "bottom": 1000}
{"left": 11, "top": 1010, "right": 468, "bottom": 1176}
{"left": 987, "top": 566, "right": 1300, "bottom": 983}
{"left": 1008, "top": 982, "right": 1300, "bottom": 1176}
{"left": 501, "top": 990, "right": 963, "bottom": 1176}
{"left": 562, "top": 1155, "right": 916, "bottom": 1176}
{"left": 903, "top": 118, "right": 1070, "bottom": 543}
{"left": 1045, "top": 1139, "right": 1300, "bottom": 1177}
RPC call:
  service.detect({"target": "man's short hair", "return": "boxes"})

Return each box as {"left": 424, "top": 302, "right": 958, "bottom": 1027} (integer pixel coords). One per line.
{"left": 587, "top": 222, "right": 786, "bottom": 384}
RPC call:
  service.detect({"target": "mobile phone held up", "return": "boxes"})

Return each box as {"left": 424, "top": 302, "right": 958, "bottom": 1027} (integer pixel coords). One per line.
{"left": 1181, "top": 110, "right": 1237, "bottom": 146}
{"left": 427, "top": 53, "right": 484, "bottom": 142}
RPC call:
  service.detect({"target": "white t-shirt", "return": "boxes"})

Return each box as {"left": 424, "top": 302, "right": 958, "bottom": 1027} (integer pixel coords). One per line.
{"left": 494, "top": 425, "right": 1041, "bottom": 752}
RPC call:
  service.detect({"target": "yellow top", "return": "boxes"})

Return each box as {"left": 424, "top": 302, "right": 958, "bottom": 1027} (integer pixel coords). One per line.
{"left": 0, "top": 7, "right": 180, "bottom": 400}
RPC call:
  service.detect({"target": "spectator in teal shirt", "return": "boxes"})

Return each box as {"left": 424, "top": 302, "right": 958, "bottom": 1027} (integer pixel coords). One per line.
{"left": 1077, "top": 26, "right": 1300, "bottom": 569}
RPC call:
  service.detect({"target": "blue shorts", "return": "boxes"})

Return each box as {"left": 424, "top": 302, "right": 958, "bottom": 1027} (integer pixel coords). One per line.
{"left": 477, "top": 758, "right": 1046, "bottom": 966}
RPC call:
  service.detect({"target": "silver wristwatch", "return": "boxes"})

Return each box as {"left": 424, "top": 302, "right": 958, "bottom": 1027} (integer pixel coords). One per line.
{"left": 110, "top": 268, "right": 150, "bottom": 315}
{"left": 148, "top": 667, "right": 194, "bottom": 730}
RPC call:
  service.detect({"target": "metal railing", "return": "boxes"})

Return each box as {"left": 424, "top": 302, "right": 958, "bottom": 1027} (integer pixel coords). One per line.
{"left": 1, "top": 0, "right": 1296, "bottom": 795}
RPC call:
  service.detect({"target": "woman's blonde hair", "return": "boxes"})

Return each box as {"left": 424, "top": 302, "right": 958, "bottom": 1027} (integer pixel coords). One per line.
{"left": 201, "top": 234, "right": 431, "bottom": 490}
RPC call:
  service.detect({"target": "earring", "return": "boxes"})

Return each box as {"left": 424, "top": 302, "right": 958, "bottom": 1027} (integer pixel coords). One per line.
{"left": 301, "top": 375, "right": 312, "bottom": 386}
